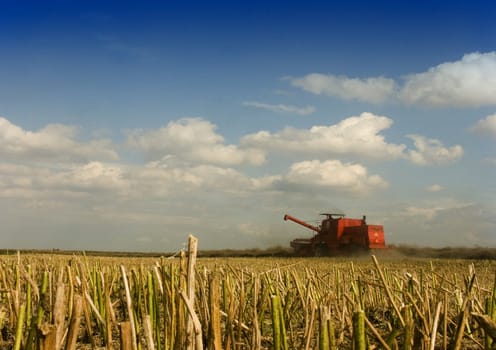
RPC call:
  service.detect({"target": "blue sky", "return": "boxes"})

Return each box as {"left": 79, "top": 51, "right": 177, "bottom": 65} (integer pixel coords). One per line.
{"left": 1, "top": 0, "right": 495, "bottom": 251}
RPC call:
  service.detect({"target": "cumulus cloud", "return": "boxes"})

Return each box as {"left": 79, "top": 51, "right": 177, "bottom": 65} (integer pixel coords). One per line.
{"left": 126, "top": 118, "right": 266, "bottom": 166}
{"left": 406, "top": 135, "right": 463, "bottom": 166}
{"left": 56, "top": 162, "right": 128, "bottom": 192}
{"left": 470, "top": 114, "right": 496, "bottom": 137}
{"left": 0, "top": 158, "right": 277, "bottom": 203}
{"left": 400, "top": 52, "right": 496, "bottom": 107}
{"left": 242, "top": 112, "right": 463, "bottom": 166}
{"left": 289, "top": 52, "right": 496, "bottom": 107}
{"left": 140, "top": 160, "right": 276, "bottom": 196}
{"left": 242, "top": 112, "right": 406, "bottom": 160}
{"left": 289, "top": 73, "right": 396, "bottom": 103}
{"left": 242, "top": 101, "right": 316, "bottom": 115}
{"left": 0, "top": 112, "right": 473, "bottom": 251}
{"left": 0, "top": 158, "right": 385, "bottom": 205}
{"left": 279, "top": 159, "right": 388, "bottom": 194}
{"left": 0, "top": 117, "right": 118, "bottom": 162}
{"left": 0, "top": 161, "right": 129, "bottom": 200}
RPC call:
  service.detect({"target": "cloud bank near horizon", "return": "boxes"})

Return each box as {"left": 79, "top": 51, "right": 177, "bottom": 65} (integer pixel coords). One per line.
{"left": 0, "top": 111, "right": 476, "bottom": 250}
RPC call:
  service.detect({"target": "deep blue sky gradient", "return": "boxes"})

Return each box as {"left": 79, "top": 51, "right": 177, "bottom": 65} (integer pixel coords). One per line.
{"left": 2, "top": 0, "right": 495, "bottom": 131}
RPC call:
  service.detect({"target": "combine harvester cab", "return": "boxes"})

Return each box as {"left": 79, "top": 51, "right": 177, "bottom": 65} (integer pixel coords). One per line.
{"left": 284, "top": 213, "right": 386, "bottom": 256}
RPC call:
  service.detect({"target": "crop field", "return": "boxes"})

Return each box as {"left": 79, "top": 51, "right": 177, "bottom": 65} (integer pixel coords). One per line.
{"left": 1, "top": 237, "right": 496, "bottom": 349}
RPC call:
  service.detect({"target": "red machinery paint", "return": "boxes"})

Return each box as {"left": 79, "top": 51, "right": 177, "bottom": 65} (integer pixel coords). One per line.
{"left": 284, "top": 213, "right": 386, "bottom": 256}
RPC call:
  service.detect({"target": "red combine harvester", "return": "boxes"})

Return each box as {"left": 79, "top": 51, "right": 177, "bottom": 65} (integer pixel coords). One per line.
{"left": 284, "top": 213, "right": 386, "bottom": 256}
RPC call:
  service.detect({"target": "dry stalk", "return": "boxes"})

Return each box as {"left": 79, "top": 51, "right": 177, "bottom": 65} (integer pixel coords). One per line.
{"left": 144, "top": 314, "right": 156, "bottom": 350}
{"left": 208, "top": 273, "right": 222, "bottom": 350}
{"left": 120, "top": 265, "right": 138, "bottom": 350}
{"left": 65, "top": 294, "right": 83, "bottom": 350}
{"left": 186, "top": 235, "right": 198, "bottom": 349}
{"left": 119, "top": 321, "right": 133, "bottom": 350}
{"left": 180, "top": 290, "right": 203, "bottom": 350}
{"left": 429, "top": 302, "right": 442, "bottom": 350}
{"left": 371, "top": 255, "right": 405, "bottom": 327}
{"left": 54, "top": 281, "right": 66, "bottom": 350}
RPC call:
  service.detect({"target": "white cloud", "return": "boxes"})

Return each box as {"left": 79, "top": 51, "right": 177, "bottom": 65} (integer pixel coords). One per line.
{"left": 126, "top": 118, "right": 266, "bottom": 166}
{"left": 242, "top": 112, "right": 463, "bottom": 166}
{"left": 0, "top": 158, "right": 276, "bottom": 203}
{"left": 140, "top": 161, "right": 276, "bottom": 196}
{"left": 426, "top": 184, "right": 443, "bottom": 192}
{"left": 289, "top": 73, "right": 396, "bottom": 103}
{"left": 0, "top": 113, "right": 481, "bottom": 250}
{"left": 400, "top": 52, "right": 496, "bottom": 107}
{"left": 402, "top": 199, "right": 473, "bottom": 221}
{"left": 57, "top": 162, "right": 128, "bottom": 192}
{"left": 242, "top": 112, "right": 406, "bottom": 160}
{"left": 0, "top": 117, "right": 118, "bottom": 162}
{"left": 281, "top": 159, "right": 388, "bottom": 194}
{"left": 1, "top": 112, "right": 460, "bottom": 216}
{"left": 0, "top": 146, "right": 389, "bottom": 209}
{"left": 406, "top": 135, "right": 463, "bottom": 166}
{"left": 289, "top": 52, "right": 496, "bottom": 107}
{"left": 404, "top": 206, "right": 440, "bottom": 221}
{"left": 242, "top": 101, "right": 316, "bottom": 115}
{"left": 0, "top": 161, "right": 128, "bottom": 200}
{"left": 470, "top": 113, "right": 496, "bottom": 137}
{"left": 400, "top": 198, "right": 474, "bottom": 222}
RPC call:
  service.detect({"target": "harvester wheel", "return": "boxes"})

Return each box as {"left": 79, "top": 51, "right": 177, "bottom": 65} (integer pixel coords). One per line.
{"left": 314, "top": 245, "right": 329, "bottom": 257}
{"left": 301, "top": 247, "right": 313, "bottom": 256}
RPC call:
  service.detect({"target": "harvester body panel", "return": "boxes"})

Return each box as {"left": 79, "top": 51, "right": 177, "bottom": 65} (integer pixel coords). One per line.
{"left": 285, "top": 212, "right": 386, "bottom": 256}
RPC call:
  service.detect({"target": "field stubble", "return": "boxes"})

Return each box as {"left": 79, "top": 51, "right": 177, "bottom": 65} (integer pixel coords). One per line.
{"left": 1, "top": 237, "right": 496, "bottom": 349}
